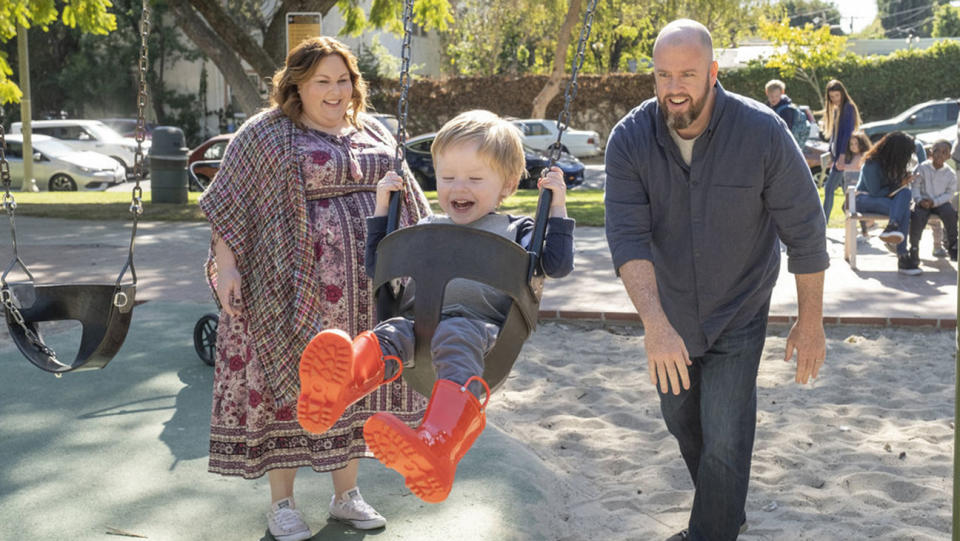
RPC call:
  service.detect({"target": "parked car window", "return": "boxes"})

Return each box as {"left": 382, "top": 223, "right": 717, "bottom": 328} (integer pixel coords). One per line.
{"left": 4, "top": 141, "right": 22, "bottom": 158}
{"left": 914, "top": 105, "right": 943, "bottom": 124}
{"left": 203, "top": 142, "right": 227, "bottom": 160}
{"left": 32, "top": 127, "right": 56, "bottom": 138}
{"left": 85, "top": 123, "right": 124, "bottom": 141}
{"left": 527, "top": 122, "right": 550, "bottom": 136}
{"left": 53, "top": 125, "right": 89, "bottom": 140}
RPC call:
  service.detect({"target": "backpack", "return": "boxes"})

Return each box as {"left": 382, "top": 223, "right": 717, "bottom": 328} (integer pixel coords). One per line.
{"left": 775, "top": 102, "right": 811, "bottom": 145}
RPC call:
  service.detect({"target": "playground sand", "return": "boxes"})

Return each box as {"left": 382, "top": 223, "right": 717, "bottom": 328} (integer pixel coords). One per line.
{"left": 491, "top": 322, "right": 954, "bottom": 540}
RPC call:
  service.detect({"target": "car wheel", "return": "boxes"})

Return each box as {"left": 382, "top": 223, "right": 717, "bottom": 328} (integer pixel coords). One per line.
{"left": 193, "top": 313, "right": 219, "bottom": 366}
{"left": 547, "top": 142, "right": 570, "bottom": 155}
{"left": 48, "top": 174, "right": 77, "bottom": 191}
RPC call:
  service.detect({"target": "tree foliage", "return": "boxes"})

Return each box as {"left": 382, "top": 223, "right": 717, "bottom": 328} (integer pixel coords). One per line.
{"left": 0, "top": 0, "right": 116, "bottom": 104}
{"left": 877, "top": 0, "right": 948, "bottom": 38}
{"left": 761, "top": 0, "right": 842, "bottom": 29}
{"left": 171, "top": 0, "right": 453, "bottom": 115}
{"left": 932, "top": 3, "right": 960, "bottom": 37}
{"left": 438, "top": 0, "right": 559, "bottom": 76}
{"left": 758, "top": 16, "right": 850, "bottom": 109}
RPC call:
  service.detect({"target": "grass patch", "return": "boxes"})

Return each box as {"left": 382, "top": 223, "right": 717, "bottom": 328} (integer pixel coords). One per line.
{"left": 4, "top": 186, "right": 843, "bottom": 229}
{"left": 4, "top": 191, "right": 207, "bottom": 221}
{"left": 423, "top": 189, "right": 606, "bottom": 227}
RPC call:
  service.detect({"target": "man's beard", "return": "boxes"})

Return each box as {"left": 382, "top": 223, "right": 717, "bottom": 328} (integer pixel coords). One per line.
{"left": 659, "top": 81, "right": 710, "bottom": 130}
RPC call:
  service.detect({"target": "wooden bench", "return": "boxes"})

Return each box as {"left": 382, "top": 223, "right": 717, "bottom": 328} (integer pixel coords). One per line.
{"left": 843, "top": 185, "right": 943, "bottom": 269}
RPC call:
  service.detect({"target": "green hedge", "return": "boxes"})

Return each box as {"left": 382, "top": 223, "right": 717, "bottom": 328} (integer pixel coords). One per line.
{"left": 723, "top": 40, "right": 960, "bottom": 121}
{"left": 369, "top": 73, "right": 654, "bottom": 139}
{"left": 370, "top": 40, "right": 960, "bottom": 141}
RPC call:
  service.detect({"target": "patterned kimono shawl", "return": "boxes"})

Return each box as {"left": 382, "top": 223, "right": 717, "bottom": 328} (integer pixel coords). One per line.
{"left": 199, "top": 108, "right": 428, "bottom": 405}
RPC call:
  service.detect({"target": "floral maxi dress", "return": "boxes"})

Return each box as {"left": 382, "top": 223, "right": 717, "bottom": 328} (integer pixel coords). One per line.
{"left": 208, "top": 119, "right": 428, "bottom": 478}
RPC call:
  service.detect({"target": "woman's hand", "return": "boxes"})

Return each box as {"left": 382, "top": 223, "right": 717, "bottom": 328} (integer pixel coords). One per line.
{"left": 216, "top": 266, "right": 242, "bottom": 317}
{"left": 374, "top": 171, "right": 404, "bottom": 217}
{"left": 212, "top": 234, "right": 241, "bottom": 317}
{"left": 538, "top": 166, "right": 568, "bottom": 218}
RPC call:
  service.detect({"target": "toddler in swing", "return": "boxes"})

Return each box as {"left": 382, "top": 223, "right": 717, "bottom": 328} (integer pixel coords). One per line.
{"left": 296, "top": 109, "right": 575, "bottom": 502}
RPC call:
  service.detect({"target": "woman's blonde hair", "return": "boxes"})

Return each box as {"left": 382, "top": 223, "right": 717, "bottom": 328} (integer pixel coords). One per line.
{"left": 431, "top": 110, "right": 527, "bottom": 198}
{"left": 823, "top": 79, "right": 861, "bottom": 137}
{"left": 269, "top": 36, "right": 368, "bottom": 129}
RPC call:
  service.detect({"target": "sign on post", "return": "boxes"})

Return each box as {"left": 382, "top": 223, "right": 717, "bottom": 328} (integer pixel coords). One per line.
{"left": 286, "top": 12, "right": 322, "bottom": 53}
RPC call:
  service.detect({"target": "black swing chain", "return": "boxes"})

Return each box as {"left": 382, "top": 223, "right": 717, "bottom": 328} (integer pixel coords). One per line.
{"left": 114, "top": 0, "right": 150, "bottom": 298}
{"left": 383, "top": 0, "right": 414, "bottom": 231}
{"left": 0, "top": 112, "right": 55, "bottom": 358}
{"left": 393, "top": 0, "right": 414, "bottom": 176}
{"left": 546, "top": 0, "right": 599, "bottom": 169}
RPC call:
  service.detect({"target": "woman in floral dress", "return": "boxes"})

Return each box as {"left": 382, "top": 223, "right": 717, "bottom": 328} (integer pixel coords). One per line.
{"left": 199, "top": 36, "right": 429, "bottom": 540}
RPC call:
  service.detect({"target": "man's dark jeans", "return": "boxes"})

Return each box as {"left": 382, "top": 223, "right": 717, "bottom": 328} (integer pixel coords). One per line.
{"left": 658, "top": 308, "right": 769, "bottom": 541}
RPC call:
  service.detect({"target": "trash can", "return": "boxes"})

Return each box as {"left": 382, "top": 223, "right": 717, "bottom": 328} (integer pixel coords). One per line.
{"left": 149, "top": 126, "right": 189, "bottom": 204}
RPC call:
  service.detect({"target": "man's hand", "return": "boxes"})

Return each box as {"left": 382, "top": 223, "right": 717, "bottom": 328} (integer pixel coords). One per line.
{"left": 920, "top": 198, "right": 934, "bottom": 209}
{"left": 644, "top": 320, "right": 692, "bottom": 395}
{"left": 784, "top": 319, "right": 825, "bottom": 384}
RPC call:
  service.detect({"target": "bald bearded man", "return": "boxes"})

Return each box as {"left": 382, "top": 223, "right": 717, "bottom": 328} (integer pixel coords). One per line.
{"left": 604, "top": 19, "right": 829, "bottom": 541}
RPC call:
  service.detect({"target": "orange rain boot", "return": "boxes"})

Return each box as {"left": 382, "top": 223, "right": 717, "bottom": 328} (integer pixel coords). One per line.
{"left": 363, "top": 376, "right": 490, "bottom": 503}
{"left": 297, "top": 329, "right": 402, "bottom": 434}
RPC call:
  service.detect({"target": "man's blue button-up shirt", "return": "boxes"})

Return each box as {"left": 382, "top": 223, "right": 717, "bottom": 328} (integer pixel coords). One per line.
{"left": 604, "top": 82, "right": 829, "bottom": 357}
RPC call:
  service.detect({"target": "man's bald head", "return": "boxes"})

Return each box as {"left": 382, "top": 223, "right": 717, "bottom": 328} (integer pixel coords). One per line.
{"left": 651, "top": 19, "right": 718, "bottom": 135}
{"left": 653, "top": 19, "right": 714, "bottom": 62}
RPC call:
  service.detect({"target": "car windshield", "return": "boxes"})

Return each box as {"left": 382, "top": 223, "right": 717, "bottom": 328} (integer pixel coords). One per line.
{"left": 86, "top": 122, "right": 126, "bottom": 142}
{"left": 32, "top": 138, "right": 77, "bottom": 157}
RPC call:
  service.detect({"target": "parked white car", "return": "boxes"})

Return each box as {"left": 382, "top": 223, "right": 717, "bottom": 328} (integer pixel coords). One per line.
{"left": 510, "top": 118, "right": 602, "bottom": 158}
{"left": 915, "top": 124, "right": 957, "bottom": 147}
{"left": 10, "top": 119, "right": 149, "bottom": 175}
{"left": 1, "top": 134, "right": 126, "bottom": 191}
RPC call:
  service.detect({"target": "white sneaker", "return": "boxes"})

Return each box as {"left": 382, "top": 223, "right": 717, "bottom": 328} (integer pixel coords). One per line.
{"left": 266, "top": 498, "right": 312, "bottom": 541}
{"left": 329, "top": 487, "right": 387, "bottom": 530}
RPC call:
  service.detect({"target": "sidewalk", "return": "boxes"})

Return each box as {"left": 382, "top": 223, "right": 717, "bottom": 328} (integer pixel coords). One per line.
{"left": 0, "top": 217, "right": 954, "bottom": 325}
{"left": 541, "top": 226, "right": 958, "bottom": 328}
{"left": 0, "top": 216, "right": 955, "bottom": 540}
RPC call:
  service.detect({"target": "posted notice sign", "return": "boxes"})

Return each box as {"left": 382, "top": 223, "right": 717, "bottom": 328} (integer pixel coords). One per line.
{"left": 286, "top": 12, "right": 322, "bottom": 52}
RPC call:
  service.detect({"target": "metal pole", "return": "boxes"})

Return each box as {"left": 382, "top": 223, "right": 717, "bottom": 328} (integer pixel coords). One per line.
{"left": 16, "top": 24, "right": 36, "bottom": 192}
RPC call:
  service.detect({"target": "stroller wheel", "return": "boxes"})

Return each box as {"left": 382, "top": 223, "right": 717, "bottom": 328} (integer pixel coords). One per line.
{"left": 193, "top": 313, "right": 219, "bottom": 366}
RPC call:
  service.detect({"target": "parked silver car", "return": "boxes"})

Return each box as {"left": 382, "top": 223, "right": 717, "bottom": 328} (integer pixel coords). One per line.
{"left": 1, "top": 134, "right": 126, "bottom": 191}
{"left": 10, "top": 119, "right": 150, "bottom": 175}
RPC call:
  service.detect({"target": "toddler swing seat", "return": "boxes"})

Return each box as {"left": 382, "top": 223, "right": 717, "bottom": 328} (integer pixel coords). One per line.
{"left": 372, "top": 223, "right": 545, "bottom": 397}
{"left": 0, "top": 0, "right": 149, "bottom": 374}
{"left": 2, "top": 281, "right": 136, "bottom": 373}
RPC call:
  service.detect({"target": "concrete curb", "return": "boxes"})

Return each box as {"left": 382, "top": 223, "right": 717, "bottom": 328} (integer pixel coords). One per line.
{"left": 538, "top": 310, "right": 958, "bottom": 329}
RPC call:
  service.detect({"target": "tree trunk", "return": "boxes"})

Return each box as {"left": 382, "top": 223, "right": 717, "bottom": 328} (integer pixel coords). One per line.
{"left": 189, "top": 0, "right": 279, "bottom": 82}
{"left": 530, "top": 0, "right": 583, "bottom": 119}
{"left": 168, "top": 0, "right": 264, "bottom": 116}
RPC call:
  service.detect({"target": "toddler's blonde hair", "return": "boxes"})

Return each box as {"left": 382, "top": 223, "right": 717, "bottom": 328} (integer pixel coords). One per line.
{"left": 431, "top": 110, "right": 527, "bottom": 198}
